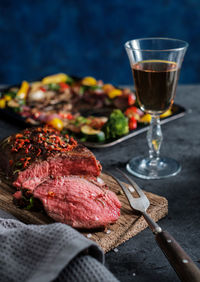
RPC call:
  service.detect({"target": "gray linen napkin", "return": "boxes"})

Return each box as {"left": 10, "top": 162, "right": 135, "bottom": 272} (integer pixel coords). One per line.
{"left": 0, "top": 210, "right": 118, "bottom": 282}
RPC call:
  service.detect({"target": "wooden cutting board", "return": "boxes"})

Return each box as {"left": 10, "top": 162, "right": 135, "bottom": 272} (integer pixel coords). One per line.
{"left": 0, "top": 173, "right": 168, "bottom": 253}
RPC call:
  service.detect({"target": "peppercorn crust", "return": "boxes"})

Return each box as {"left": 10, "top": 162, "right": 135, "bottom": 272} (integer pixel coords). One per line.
{"left": 0, "top": 126, "right": 101, "bottom": 184}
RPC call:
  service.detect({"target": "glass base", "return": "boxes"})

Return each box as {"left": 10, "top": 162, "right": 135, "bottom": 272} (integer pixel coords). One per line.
{"left": 126, "top": 156, "right": 181, "bottom": 180}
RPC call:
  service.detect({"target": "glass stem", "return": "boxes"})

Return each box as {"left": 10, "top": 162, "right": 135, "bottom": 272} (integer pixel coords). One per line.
{"left": 147, "top": 115, "right": 163, "bottom": 163}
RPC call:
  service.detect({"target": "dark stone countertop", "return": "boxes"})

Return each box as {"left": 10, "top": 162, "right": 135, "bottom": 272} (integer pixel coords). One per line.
{"left": 0, "top": 85, "right": 200, "bottom": 282}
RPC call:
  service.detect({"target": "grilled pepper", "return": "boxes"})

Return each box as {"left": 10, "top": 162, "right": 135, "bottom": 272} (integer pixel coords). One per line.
{"left": 108, "top": 89, "right": 122, "bottom": 99}
{"left": 160, "top": 109, "right": 172, "bottom": 118}
{"left": 0, "top": 98, "right": 6, "bottom": 108}
{"left": 82, "top": 76, "right": 97, "bottom": 86}
{"left": 48, "top": 118, "right": 64, "bottom": 131}
{"left": 17, "top": 81, "right": 29, "bottom": 99}
{"left": 42, "top": 73, "right": 69, "bottom": 85}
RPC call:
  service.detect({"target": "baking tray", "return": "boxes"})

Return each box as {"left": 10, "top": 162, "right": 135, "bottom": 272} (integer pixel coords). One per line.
{"left": 82, "top": 104, "right": 186, "bottom": 148}
{"left": 0, "top": 86, "right": 186, "bottom": 148}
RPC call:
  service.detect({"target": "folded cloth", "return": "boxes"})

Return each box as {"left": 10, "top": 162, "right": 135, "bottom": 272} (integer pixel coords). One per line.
{"left": 0, "top": 210, "right": 118, "bottom": 282}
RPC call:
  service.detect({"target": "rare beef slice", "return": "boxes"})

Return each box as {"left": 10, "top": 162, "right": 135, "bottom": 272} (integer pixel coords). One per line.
{"left": 34, "top": 176, "right": 121, "bottom": 229}
{"left": 0, "top": 127, "right": 101, "bottom": 190}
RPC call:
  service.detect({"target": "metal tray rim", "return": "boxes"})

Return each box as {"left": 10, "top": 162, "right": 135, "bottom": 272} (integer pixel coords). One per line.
{"left": 82, "top": 106, "right": 186, "bottom": 148}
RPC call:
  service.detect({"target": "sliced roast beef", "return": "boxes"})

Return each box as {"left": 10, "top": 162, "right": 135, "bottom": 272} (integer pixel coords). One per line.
{"left": 13, "top": 147, "right": 101, "bottom": 190}
{"left": 14, "top": 161, "right": 49, "bottom": 191}
{"left": 0, "top": 127, "right": 121, "bottom": 229}
{"left": 34, "top": 176, "right": 121, "bottom": 229}
{"left": 0, "top": 127, "right": 101, "bottom": 190}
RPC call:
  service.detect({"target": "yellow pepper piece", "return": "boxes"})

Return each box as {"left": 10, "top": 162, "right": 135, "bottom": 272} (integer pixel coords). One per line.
{"left": 108, "top": 89, "right": 122, "bottom": 99}
{"left": 48, "top": 118, "right": 64, "bottom": 131}
{"left": 17, "top": 81, "right": 29, "bottom": 99}
{"left": 139, "top": 114, "right": 152, "bottom": 123}
{"left": 103, "top": 84, "right": 114, "bottom": 93}
{"left": 160, "top": 109, "right": 172, "bottom": 118}
{"left": 42, "top": 73, "right": 68, "bottom": 85}
{"left": 4, "top": 95, "right": 12, "bottom": 101}
{"left": 82, "top": 76, "right": 97, "bottom": 86}
{"left": 0, "top": 98, "right": 6, "bottom": 109}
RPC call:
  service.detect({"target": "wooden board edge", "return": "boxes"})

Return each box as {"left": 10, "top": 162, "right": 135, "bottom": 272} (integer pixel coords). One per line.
{"left": 86, "top": 196, "right": 168, "bottom": 253}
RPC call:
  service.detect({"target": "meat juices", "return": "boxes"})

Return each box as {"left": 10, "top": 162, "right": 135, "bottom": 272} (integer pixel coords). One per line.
{"left": 0, "top": 127, "right": 121, "bottom": 229}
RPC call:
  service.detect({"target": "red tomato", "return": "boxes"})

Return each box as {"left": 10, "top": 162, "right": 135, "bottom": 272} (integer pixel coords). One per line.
{"left": 125, "top": 106, "right": 138, "bottom": 117}
{"left": 39, "top": 86, "right": 46, "bottom": 92}
{"left": 128, "top": 93, "right": 136, "bottom": 105}
{"left": 128, "top": 116, "right": 137, "bottom": 130}
{"left": 59, "top": 113, "right": 73, "bottom": 120}
{"left": 66, "top": 113, "right": 73, "bottom": 120}
{"left": 59, "top": 82, "right": 69, "bottom": 90}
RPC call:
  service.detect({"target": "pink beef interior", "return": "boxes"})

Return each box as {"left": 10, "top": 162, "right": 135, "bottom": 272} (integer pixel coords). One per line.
{"left": 13, "top": 161, "right": 49, "bottom": 191}
{"left": 13, "top": 155, "right": 101, "bottom": 190}
{"left": 33, "top": 176, "right": 121, "bottom": 229}
{"left": 48, "top": 156, "right": 100, "bottom": 177}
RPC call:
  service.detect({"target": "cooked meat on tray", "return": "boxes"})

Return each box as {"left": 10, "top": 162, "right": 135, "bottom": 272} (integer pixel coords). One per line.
{"left": 0, "top": 73, "right": 173, "bottom": 143}
{"left": 0, "top": 127, "right": 121, "bottom": 229}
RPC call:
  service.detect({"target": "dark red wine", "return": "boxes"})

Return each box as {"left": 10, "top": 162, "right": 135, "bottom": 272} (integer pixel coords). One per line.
{"left": 132, "top": 60, "right": 180, "bottom": 114}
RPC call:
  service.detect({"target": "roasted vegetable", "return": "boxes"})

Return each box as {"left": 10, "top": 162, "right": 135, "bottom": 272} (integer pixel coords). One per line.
{"left": 48, "top": 118, "right": 64, "bottom": 131}
{"left": 42, "top": 73, "right": 69, "bottom": 84}
{"left": 1, "top": 72, "right": 146, "bottom": 142}
{"left": 107, "top": 89, "right": 122, "bottom": 99}
{"left": 125, "top": 106, "right": 142, "bottom": 120}
{"left": 128, "top": 93, "right": 136, "bottom": 105}
{"left": 65, "top": 76, "right": 74, "bottom": 84}
{"left": 17, "top": 81, "right": 29, "bottom": 99}
{"left": 103, "top": 84, "right": 114, "bottom": 93}
{"left": 139, "top": 109, "right": 172, "bottom": 124}
{"left": 4, "top": 95, "right": 12, "bottom": 101}
{"left": 81, "top": 125, "right": 105, "bottom": 142}
{"left": 82, "top": 76, "right": 97, "bottom": 86}
{"left": 0, "top": 98, "right": 6, "bottom": 108}
{"left": 160, "top": 109, "right": 172, "bottom": 118}
{"left": 139, "top": 113, "right": 152, "bottom": 123}
{"left": 59, "top": 82, "right": 69, "bottom": 90}
{"left": 48, "top": 83, "right": 60, "bottom": 91}
{"left": 3, "top": 91, "right": 17, "bottom": 99}
{"left": 128, "top": 116, "right": 137, "bottom": 130}
{"left": 103, "top": 109, "right": 129, "bottom": 139}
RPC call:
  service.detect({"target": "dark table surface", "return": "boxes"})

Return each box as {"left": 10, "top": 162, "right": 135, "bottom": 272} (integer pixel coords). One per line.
{"left": 0, "top": 84, "right": 200, "bottom": 282}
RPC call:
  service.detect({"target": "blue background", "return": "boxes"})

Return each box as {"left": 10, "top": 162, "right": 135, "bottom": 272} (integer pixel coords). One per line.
{"left": 0, "top": 0, "right": 199, "bottom": 85}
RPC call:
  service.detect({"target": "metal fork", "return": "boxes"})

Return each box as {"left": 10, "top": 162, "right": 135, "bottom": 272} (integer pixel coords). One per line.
{"left": 107, "top": 168, "right": 200, "bottom": 282}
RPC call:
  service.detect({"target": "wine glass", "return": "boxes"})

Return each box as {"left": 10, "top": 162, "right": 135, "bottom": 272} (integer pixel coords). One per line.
{"left": 125, "top": 37, "right": 188, "bottom": 179}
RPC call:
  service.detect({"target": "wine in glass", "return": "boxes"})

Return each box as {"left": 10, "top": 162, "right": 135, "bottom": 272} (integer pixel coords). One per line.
{"left": 125, "top": 38, "right": 188, "bottom": 179}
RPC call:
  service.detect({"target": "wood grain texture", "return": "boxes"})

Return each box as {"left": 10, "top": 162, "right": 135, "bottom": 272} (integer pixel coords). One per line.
{"left": 0, "top": 173, "right": 168, "bottom": 253}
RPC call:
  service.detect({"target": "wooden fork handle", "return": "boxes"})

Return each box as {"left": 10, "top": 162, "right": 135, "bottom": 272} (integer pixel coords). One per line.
{"left": 155, "top": 231, "right": 200, "bottom": 282}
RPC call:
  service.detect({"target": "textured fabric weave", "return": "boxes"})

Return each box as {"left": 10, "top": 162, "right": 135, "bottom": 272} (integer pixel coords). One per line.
{"left": 56, "top": 255, "right": 119, "bottom": 282}
{"left": 0, "top": 210, "right": 118, "bottom": 282}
